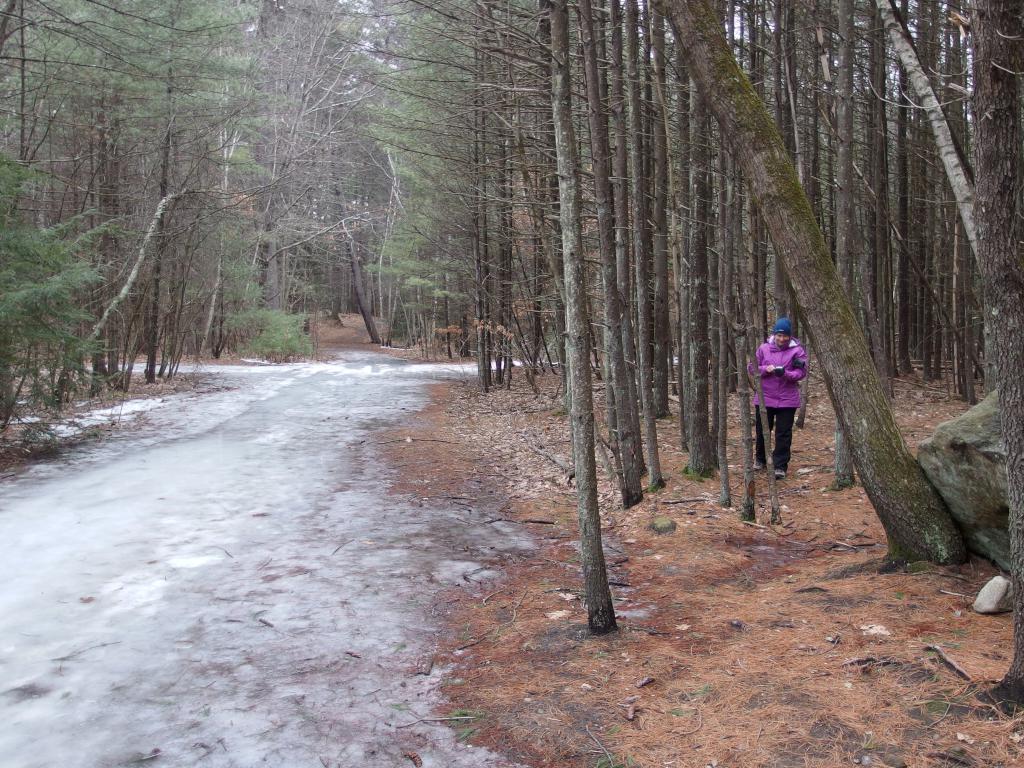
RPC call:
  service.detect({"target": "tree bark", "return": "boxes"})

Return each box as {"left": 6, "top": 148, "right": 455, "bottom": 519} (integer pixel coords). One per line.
{"left": 658, "top": 0, "right": 966, "bottom": 564}
{"left": 348, "top": 235, "right": 381, "bottom": 345}
{"left": 687, "top": 99, "right": 716, "bottom": 475}
{"left": 579, "top": 0, "right": 644, "bottom": 508}
{"left": 145, "top": 102, "right": 173, "bottom": 384}
{"left": 833, "top": 0, "right": 856, "bottom": 488}
{"left": 626, "top": 0, "right": 664, "bottom": 489}
{"left": 971, "top": 0, "right": 1024, "bottom": 707}
{"left": 609, "top": 0, "right": 645, "bottom": 478}
{"left": 650, "top": 9, "right": 671, "bottom": 419}
{"left": 548, "top": 0, "right": 617, "bottom": 635}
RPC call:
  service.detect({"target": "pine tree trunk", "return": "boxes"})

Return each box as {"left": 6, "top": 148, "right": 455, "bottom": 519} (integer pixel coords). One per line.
{"left": 548, "top": 0, "right": 617, "bottom": 635}
{"left": 687, "top": 100, "right": 716, "bottom": 475}
{"left": 609, "top": 0, "right": 645, "bottom": 478}
{"left": 626, "top": 0, "right": 663, "bottom": 488}
{"left": 971, "top": 0, "right": 1024, "bottom": 707}
{"left": 579, "top": 0, "right": 644, "bottom": 508}
{"left": 832, "top": 0, "right": 856, "bottom": 488}
{"left": 650, "top": 9, "right": 671, "bottom": 419}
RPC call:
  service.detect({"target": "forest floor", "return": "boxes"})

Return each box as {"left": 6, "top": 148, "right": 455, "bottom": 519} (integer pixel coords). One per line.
{"left": 342, "top": 320, "right": 1024, "bottom": 768}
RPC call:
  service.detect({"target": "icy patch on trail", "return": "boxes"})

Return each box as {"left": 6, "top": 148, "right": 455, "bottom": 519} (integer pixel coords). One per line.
{"left": 0, "top": 352, "right": 530, "bottom": 768}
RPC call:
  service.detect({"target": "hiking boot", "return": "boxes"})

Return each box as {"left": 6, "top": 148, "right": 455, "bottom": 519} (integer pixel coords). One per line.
{"left": 774, "top": 469, "right": 787, "bottom": 480}
{"left": 753, "top": 461, "right": 766, "bottom": 471}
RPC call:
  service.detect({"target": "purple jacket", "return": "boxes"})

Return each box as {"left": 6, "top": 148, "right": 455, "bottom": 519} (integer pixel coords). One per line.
{"left": 750, "top": 336, "right": 808, "bottom": 408}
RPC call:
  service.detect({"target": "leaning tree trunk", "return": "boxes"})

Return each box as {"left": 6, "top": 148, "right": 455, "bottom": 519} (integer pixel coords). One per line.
{"left": 347, "top": 236, "right": 381, "bottom": 345}
{"left": 874, "top": 0, "right": 977, "bottom": 261}
{"left": 658, "top": 0, "right": 965, "bottom": 564}
{"left": 548, "top": 0, "right": 616, "bottom": 635}
{"left": 971, "top": 0, "right": 1024, "bottom": 707}
{"left": 89, "top": 194, "right": 178, "bottom": 346}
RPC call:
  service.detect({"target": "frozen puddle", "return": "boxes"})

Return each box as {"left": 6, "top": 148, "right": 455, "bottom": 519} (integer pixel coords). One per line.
{"left": 0, "top": 352, "right": 530, "bottom": 768}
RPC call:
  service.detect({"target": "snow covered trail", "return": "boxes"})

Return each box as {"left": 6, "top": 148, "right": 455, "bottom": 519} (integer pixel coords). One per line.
{"left": 0, "top": 352, "right": 530, "bottom": 768}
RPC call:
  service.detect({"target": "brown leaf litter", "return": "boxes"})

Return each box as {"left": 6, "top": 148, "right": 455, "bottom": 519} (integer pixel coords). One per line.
{"left": 381, "top": 362, "right": 1024, "bottom": 768}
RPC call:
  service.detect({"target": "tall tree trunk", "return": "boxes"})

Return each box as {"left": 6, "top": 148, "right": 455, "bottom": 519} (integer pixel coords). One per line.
{"left": 579, "top": 0, "right": 644, "bottom": 508}
{"left": 609, "top": 0, "right": 645, "bottom": 478}
{"left": 650, "top": 9, "right": 671, "bottom": 419}
{"left": 687, "top": 100, "right": 716, "bottom": 475}
{"left": 673, "top": 45, "right": 691, "bottom": 454}
{"left": 145, "top": 100, "right": 173, "bottom": 384}
{"left": 626, "top": 0, "right": 663, "bottom": 488}
{"left": 832, "top": 0, "right": 856, "bottom": 488}
{"left": 473, "top": 49, "right": 492, "bottom": 391}
{"left": 971, "top": 0, "right": 1024, "bottom": 708}
{"left": 659, "top": 0, "right": 966, "bottom": 565}
{"left": 867, "top": 10, "right": 892, "bottom": 390}
{"left": 548, "top": 0, "right": 617, "bottom": 635}
{"left": 717, "top": 158, "right": 734, "bottom": 508}
{"left": 348, "top": 235, "right": 381, "bottom": 345}
{"left": 895, "top": 0, "right": 913, "bottom": 375}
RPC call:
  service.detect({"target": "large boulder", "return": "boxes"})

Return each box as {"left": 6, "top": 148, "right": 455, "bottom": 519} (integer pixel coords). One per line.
{"left": 918, "top": 391, "right": 1009, "bottom": 569}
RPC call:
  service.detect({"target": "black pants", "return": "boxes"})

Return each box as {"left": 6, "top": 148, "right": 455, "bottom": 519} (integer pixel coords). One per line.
{"left": 755, "top": 406, "right": 796, "bottom": 472}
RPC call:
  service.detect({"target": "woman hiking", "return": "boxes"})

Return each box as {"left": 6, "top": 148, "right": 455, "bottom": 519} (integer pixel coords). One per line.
{"left": 751, "top": 317, "right": 808, "bottom": 479}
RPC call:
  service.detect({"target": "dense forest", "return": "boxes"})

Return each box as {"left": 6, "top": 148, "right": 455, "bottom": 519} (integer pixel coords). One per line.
{"left": 2, "top": 0, "right": 1022, "bottom": 709}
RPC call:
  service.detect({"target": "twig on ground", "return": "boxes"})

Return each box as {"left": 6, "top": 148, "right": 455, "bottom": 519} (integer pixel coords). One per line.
{"left": 585, "top": 724, "right": 616, "bottom": 766}
{"left": 51, "top": 641, "right": 122, "bottom": 662}
{"left": 485, "top": 517, "right": 557, "bottom": 525}
{"left": 925, "top": 644, "right": 972, "bottom": 681}
{"left": 674, "top": 709, "right": 703, "bottom": 736}
{"left": 843, "top": 656, "right": 904, "bottom": 669}
{"left": 396, "top": 715, "right": 479, "bottom": 729}
{"left": 830, "top": 541, "right": 860, "bottom": 551}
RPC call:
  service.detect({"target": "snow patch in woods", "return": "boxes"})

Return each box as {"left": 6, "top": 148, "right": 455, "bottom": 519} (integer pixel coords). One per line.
{"left": 0, "top": 352, "right": 529, "bottom": 768}
{"left": 18, "top": 397, "right": 170, "bottom": 437}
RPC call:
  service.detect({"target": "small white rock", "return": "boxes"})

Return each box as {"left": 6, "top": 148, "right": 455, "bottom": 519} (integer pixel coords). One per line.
{"left": 973, "top": 575, "right": 1014, "bottom": 614}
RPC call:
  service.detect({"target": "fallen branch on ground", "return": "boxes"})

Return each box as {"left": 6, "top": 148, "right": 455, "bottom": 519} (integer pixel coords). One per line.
{"left": 925, "top": 644, "right": 972, "bottom": 681}
{"left": 525, "top": 443, "right": 572, "bottom": 475}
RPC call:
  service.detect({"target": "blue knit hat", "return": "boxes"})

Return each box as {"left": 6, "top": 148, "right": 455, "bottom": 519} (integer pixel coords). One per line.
{"left": 772, "top": 317, "right": 792, "bottom": 335}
